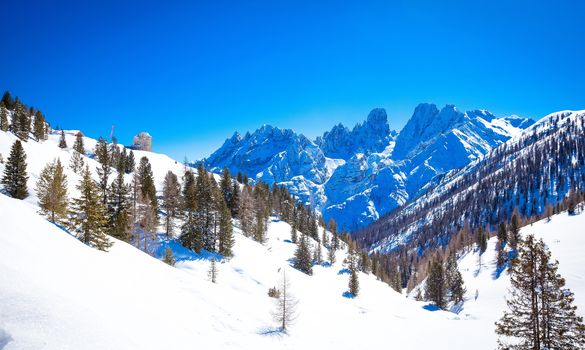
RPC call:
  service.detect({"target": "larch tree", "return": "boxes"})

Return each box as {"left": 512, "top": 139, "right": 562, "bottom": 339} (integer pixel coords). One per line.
{"left": 36, "top": 158, "right": 68, "bottom": 223}
{"left": 495, "top": 235, "right": 585, "bottom": 349}
{"left": 69, "top": 166, "right": 112, "bottom": 251}
{"left": 162, "top": 170, "right": 181, "bottom": 237}
{"left": 1, "top": 140, "right": 29, "bottom": 199}
{"left": 272, "top": 270, "right": 298, "bottom": 332}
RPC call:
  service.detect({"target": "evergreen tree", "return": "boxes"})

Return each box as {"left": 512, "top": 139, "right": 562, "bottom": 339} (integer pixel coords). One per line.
{"left": 195, "top": 163, "right": 215, "bottom": 251}
{"left": 230, "top": 180, "right": 240, "bottom": 217}
{"left": 36, "top": 158, "right": 68, "bottom": 223}
{"left": 1, "top": 140, "right": 29, "bottom": 199}
{"left": 1, "top": 91, "right": 13, "bottom": 109}
{"left": 290, "top": 222, "right": 298, "bottom": 244}
{"left": 163, "top": 247, "right": 176, "bottom": 266}
{"left": 58, "top": 130, "right": 67, "bottom": 148}
{"left": 12, "top": 102, "right": 30, "bottom": 140}
{"left": 32, "top": 111, "right": 46, "bottom": 141}
{"left": 321, "top": 230, "right": 329, "bottom": 248}
{"left": 125, "top": 150, "right": 135, "bottom": 174}
{"left": 496, "top": 235, "right": 585, "bottom": 349}
{"left": 162, "top": 171, "right": 181, "bottom": 237}
{"left": 254, "top": 210, "right": 266, "bottom": 243}
{"left": 136, "top": 182, "right": 158, "bottom": 254}
{"left": 0, "top": 107, "right": 8, "bottom": 132}
{"left": 69, "top": 166, "right": 112, "bottom": 251}
{"left": 497, "top": 221, "right": 507, "bottom": 245}
{"left": 137, "top": 156, "right": 158, "bottom": 215}
{"left": 95, "top": 137, "right": 111, "bottom": 205}
{"left": 445, "top": 254, "right": 466, "bottom": 304}
{"left": 108, "top": 170, "right": 132, "bottom": 241}
{"left": 73, "top": 132, "right": 85, "bottom": 155}
{"left": 218, "top": 200, "right": 235, "bottom": 258}
{"left": 238, "top": 185, "right": 256, "bottom": 237}
{"left": 219, "top": 166, "right": 233, "bottom": 207}
{"left": 329, "top": 218, "right": 339, "bottom": 250}
{"left": 425, "top": 259, "right": 446, "bottom": 309}
{"left": 293, "top": 234, "right": 313, "bottom": 275}
{"left": 347, "top": 252, "right": 360, "bottom": 297}
{"left": 180, "top": 170, "right": 199, "bottom": 252}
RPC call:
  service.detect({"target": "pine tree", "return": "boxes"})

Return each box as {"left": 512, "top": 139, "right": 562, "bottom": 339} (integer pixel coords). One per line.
{"left": 497, "top": 221, "right": 507, "bottom": 245}
{"left": 254, "top": 210, "right": 266, "bottom": 243}
{"left": 321, "top": 230, "right": 329, "bottom": 248}
{"left": 194, "top": 163, "right": 215, "bottom": 251}
{"left": 272, "top": 270, "right": 297, "bottom": 332}
{"left": 238, "top": 185, "right": 256, "bottom": 237}
{"left": 162, "top": 171, "right": 181, "bottom": 237}
{"left": 219, "top": 166, "right": 233, "bottom": 207}
{"left": 108, "top": 170, "right": 132, "bottom": 241}
{"left": 180, "top": 170, "right": 199, "bottom": 252}
{"left": 425, "top": 258, "right": 446, "bottom": 309}
{"left": 445, "top": 254, "right": 466, "bottom": 304}
{"left": 69, "top": 166, "right": 112, "bottom": 251}
{"left": 329, "top": 218, "right": 339, "bottom": 250}
{"left": 32, "top": 111, "right": 46, "bottom": 141}
{"left": 36, "top": 158, "right": 68, "bottom": 223}
{"left": 293, "top": 234, "right": 313, "bottom": 275}
{"left": 137, "top": 156, "right": 158, "bottom": 215}
{"left": 95, "top": 137, "right": 111, "bottom": 205}
{"left": 218, "top": 200, "right": 235, "bottom": 258}
{"left": 1, "top": 140, "right": 29, "bottom": 199}
{"left": 125, "top": 150, "right": 135, "bottom": 174}
{"left": 136, "top": 184, "right": 158, "bottom": 254}
{"left": 208, "top": 258, "right": 218, "bottom": 283}
{"left": 12, "top": 103, "right": 30, "bottom": 141}
{"left": 1, "top": 91, "right": 13, "bottom": 109}
{"left": 313, "top": 242, "right": 322, "bottom": 265}
{"left": 290, "top": 222, "right": 298, "bottom": 244}
{"left": 163, "top": 247, "right": 176, "bottom": 266}
{"left": 230, "top": 181, "right": 240, "bottom": 217}
{"left": 73, "top": 132, "right": 85, "bottom": 155}
{"left": 495, "top": 235, "right": 585, "bottom": 349}
{"left": 0, "top": 107, "right": 8, "bottom": 132}
{"left": 347, "top": 252, "right": 360, "bottom": 297}
{"left": 58, "top": 130, "right": 67, "bottom": 148}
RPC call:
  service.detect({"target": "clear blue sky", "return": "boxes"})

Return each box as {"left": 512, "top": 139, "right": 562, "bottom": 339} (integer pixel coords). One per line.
{"left": 1, "top": 0, "right": 584, "bottom": 160}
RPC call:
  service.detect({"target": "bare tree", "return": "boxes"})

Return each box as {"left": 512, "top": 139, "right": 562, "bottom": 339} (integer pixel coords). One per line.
{"left": 272, "top": 269, "right": 298, "bottom": 332}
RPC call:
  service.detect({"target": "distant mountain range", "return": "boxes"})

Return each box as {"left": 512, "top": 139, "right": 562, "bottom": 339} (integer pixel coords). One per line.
{"left": 204, "top": 103, "right": 535, "bottom": 231}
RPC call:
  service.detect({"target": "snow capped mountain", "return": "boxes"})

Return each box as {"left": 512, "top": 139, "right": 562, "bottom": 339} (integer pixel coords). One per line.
{"left": 205, "top": 103, "right": 534, "bottom": 231}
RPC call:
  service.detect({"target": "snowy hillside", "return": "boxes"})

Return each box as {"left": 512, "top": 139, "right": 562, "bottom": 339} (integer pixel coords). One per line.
{"left": 2, "top": 180, "right": 585, "bottom": 349}
{"left": 204, "top": 103, "right": 533, "bottom": 231}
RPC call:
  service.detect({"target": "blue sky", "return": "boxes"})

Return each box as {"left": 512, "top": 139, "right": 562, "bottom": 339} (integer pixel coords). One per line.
{"left": 1, "top": 0, "right": 584, "bottom": 160}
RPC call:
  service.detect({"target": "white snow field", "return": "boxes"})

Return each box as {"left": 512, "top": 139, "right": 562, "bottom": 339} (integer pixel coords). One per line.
{"left": 1, "top": 129, "right": 584, "bottom": 349}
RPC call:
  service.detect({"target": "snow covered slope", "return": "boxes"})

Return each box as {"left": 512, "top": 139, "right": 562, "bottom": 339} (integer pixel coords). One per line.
{"left": 2, "top": 190, "right": 585, "bottom": 349}
{"left": 204, "top": 104, "right": 533, "bottom": 231}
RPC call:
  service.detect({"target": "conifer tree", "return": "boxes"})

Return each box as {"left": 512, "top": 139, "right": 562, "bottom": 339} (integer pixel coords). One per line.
{"left": 163, "top": 247, "right": 176, "bottom": 266}
{"left": 347, "top": 252, "right": 360, "bottom": 297}
{"left": 238, "top": 185, "right": 256, "bottom": 237}
{"left": 321, "top": 230, "right": 329, "bottom": 248}
{"left": 445, "top": 254, "right": 466, "bottom": 303}
{"left": 0, "top": 107, "right": 8, "bottom": 132}
{"left": 162, "top": 171, "right": 181, "bottom": 237}
{"left": 293, "top": 234, "right": 313, "bottom": 275}
{"left": 69, "top": 150, "right": 85, "bottom": 174}
{"left": 1, "top": 140, "right": 29, "bottom": 199}
{"left": 12, "top": 102, "right": 30, "bottom": 140}
{"left": 329, "top": 218, "right": 339, "bottom": 250}
{"left": 32, "top": 111, "right": 46, "bottom": 141}
{"left": 254, "top": 210, "right": 266, "bottom": 243}
{"left": 495, "top": 235, "right": 585, "bottom": 349}
{"left": 108, "top": 170, "right": 132, "bottom": 241}
{"left": 230, "top": 181, "right": 240, "bottom": 217}
{"left": 58, "top": 130, "right": 67, "bottom": 148}
{"left": 219, "top": 166, "right": 233, "bottom": 207}
{"left": 36, "top": 158, "right": 68, "bottom": 223}
{"left": 69, "top": 166, "right": 112, "bottom": 251}
{"left": 194, "top": 164, "right": 215, "bottom": 251}
{"left": 425, "top": 258, "right": 446, "bottom": 309}
{"left": 218, "top": 200, "right": 235, "bottom": 258}
{"left": 136, "top": 184, "right": 158, "bottom": 254}
{"left": 73, "top": 132, "right": 85, "bottom": 155}
{"left": 497, "top": 221, "right": 507, "bottom": 245}
{"left": 272, "top": 270, "right": 297, "bottom": 332}
{"left": 313, "top": 242, "right": 323, "bottom": 265}
{"left": 137, "top": 156, "right": 158, "bottom": 215}
{"left": 1, "top": 91, "right": 13, "bottom": 109}
{"left": 180, "top": 170, "right": 202, "bottom": 253}
{"left": 290, "top": 222, "right": 298, "bottom": 244}
{"left": 125, "top": 150, "right": 135, "bottom": 174}
{"left": 95, "top": 137, "right": 111, "bottom": 205}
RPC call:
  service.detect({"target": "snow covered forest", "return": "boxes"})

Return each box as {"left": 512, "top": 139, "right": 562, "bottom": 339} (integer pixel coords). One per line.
{"left": 1, "top": 91, "right": 585, "bottom": 349}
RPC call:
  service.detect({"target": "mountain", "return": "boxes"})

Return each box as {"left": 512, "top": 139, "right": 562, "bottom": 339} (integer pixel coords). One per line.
{"left": 354, "top": 109, "right": 585, "bottom": 276}
{"left": 205, "top": 103, "right": 534, "bottom": 230}
{"left": 2, "top": 165, "right": 585, "bottom": 349}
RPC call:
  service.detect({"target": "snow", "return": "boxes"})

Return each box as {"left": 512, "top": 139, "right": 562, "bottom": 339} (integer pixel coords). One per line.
{"left": 2, "top": 127, "right": 585, "bottom": 349}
